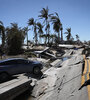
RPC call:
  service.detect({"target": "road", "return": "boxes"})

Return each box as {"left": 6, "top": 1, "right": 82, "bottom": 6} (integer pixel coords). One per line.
{"left": 81, "top": 56, "right": 90, "bottom": 100}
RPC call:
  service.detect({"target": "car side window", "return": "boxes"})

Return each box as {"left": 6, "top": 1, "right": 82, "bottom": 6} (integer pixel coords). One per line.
{"left": 28, "top": 61, "right": 33, "bottom": 64}
{"left": 17, "top": 59, "right": 28, "bottom": 64}
{"left": 5, "top": 60, "right": 17, "bottom": 65}
{"left": 0, "top": 60, "right": 17, "bottom": 65}
{"left": 0, "top": 59, "right": 32, "bottom": 65}
{"left": 0, "top": 62, "right": 6, "bottom": 65}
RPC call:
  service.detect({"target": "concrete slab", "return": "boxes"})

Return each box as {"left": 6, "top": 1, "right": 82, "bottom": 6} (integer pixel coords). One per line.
{"left": 0, "top": 74, "right": 32, "bottom": 100}
{"left": 50, "top": 59, "right": 62, "bottom": 67}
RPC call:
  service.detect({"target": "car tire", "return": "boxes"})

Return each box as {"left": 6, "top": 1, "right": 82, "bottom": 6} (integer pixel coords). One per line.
{"left": 33, "top": 66, "right": 40, "bottom": 75}
{"left": 0, "top": 72, "right": 9, "bottom": 82}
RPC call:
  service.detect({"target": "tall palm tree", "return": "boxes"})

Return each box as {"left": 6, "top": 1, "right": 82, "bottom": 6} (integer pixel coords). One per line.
{"left": 38, "top": 6, "right": 52, "bottom": 44}
{"left": 23, "top": 27, "right": 30, "bottom": 47}
{"left": 37, "top": 22, "right": 43, "bottom": 43}
{"left": 28, "top": 18, "right": 38, "bottom": 45}
{"left": 0, "top": 21, "right": 5, "bottom": 48}
{"left": 51, "top": 12, "right": 62, "bottom": 43}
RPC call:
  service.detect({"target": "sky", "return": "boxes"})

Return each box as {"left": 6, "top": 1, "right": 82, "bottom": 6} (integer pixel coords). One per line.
{"left": 0, "top": 0, "right": 90, "bottom": 42}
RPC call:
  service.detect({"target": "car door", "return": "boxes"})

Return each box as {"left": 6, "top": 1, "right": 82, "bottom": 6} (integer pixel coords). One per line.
{"left": 24, "top": 60, "right": 34, "bottom": 72}
{"left": 3, "top": 60, "right": 18, "bottom": 75}
{"left": 16, "top": 59, "right": 33, "bottom": 73}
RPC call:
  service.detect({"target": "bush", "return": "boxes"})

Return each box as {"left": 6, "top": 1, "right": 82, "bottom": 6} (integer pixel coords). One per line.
{"left": 6, "top": 23, "right": 25, "bottom": 55}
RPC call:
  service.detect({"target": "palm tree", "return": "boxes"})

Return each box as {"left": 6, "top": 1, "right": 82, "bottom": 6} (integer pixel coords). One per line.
{"left": 0, "top": 21, "right": 5, "bottom": 48}
{"left": 38, "top": 6, "right": 52, "bottom": 44}
{"left": 50, "top": 34, "right": 56, "bottom": 44}
{"left": 28, "top": 18, "right": 38, "bottom": 45}
{"left": 40, "top": 34, "right": 47, "bottom": 44}
{"left": 76, "top": 34, "right": 80, "bottom": 44}
{"left": 37, "top": 22, "right": 43, "bottom": 43}
{"left": 51, "top": 12, "right": 62, "bottom": 43}
{"left": 76, "top": 34, "right": 79, "bottom": 41}
{"left": 23, "top": 27, "right": 30, "bottom": 47}
{"left": 65, "top": 28, "right": 72, "bottom": 42}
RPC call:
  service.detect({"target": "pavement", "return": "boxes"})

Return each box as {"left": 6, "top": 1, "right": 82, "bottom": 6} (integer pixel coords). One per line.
{"left": 80, "top": 57, "right": 90, "bottom": 100}
{"left": 0, "top": 74, "right": 32, "bottom": 100}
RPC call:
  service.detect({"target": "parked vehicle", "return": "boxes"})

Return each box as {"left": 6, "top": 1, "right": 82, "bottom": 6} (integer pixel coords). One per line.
{"left": 0, "top": 58, "right": 43, "bottom": 81}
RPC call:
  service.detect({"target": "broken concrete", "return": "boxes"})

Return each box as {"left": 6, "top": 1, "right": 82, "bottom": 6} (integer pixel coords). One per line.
{"left": 31, "top": 49, "right": 86, "bottom": 100}
{"left": 50, "top": 59, "right": 62, "bottom": 67}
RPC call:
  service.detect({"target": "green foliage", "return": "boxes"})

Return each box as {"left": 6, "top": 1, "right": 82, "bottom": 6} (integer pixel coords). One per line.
{"left": 6, "top": 23, "right": 25, "bottom": 55}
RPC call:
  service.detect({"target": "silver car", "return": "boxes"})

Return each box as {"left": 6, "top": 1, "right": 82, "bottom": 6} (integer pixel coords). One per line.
{"left": 0, "top": 58, "right": 43, "bottom": 81}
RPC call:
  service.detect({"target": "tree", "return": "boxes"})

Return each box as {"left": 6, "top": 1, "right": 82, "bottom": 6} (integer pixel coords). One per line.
{"left": 37, "top": 22, "right": 43, "bottom": 43}
{"left": 0, "top": 21, "right": 5, "bottom": 49}
{"left": 40, "top": 34, "right": 47, "bottom": 44}
{"left": 6, "top": 23, "right": 25, "bottom": 55}
{"left": 23, "top": 27, "right": 30, "bottom": 47}
{"left": 49, "top": 34, "right": 56, "bottom": 44}
{"left": 28, "top": 18, "right": 38, "bottom": 45}
{"left": 76, "top": 34, "right": 79, "bottom": 41}
{"left": 65, "top": 28, "right": 75, "bottom": 44}
{"left": 65, "top": 28, "right": 72, "bottom": 42}
{"left": 76, "top": 34, "right": 80, "bottom": 45}
{"left": 38, "top": 6, "right": 52, "bottom": 44}
{"left": 51, "top": 12, "right": 62, "bottom": 43}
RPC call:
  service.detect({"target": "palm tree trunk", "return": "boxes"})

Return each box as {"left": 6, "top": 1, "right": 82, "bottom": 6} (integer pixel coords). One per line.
{"left": 47, "top": 30, "right": 49, "bottom": 45}
{"left": 39, "top": 36, "right": 41, "bottom": 44}
{"left": 61, "top": 29, "right": 63, "bottom": 42}
{"left": 27, "top": 32, "right": 28, "bottom": 47}
{"left": 47, "top": 21, "right": 50, "bottom": 45}
{"left": 46, "top": 20, "right": 48, "bottom": 44}
{"left": 34, "top": 24, "right": 38, "bottom": 45}
{"left": 2, "top": 29, "right": 5, "bottom": 49}
{"left": 58, "top": 31, "right": 60, "bottom": 43}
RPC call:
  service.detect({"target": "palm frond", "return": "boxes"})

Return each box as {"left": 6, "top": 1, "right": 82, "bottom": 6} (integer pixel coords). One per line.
{"left": 55, "top": 12, "right": 59, "bottom": 18}
{"left": 28, "top": 18, "right": 34, "bottom": 25}
{"left": 0, "top": 21, "right": 3, "bottom": 25}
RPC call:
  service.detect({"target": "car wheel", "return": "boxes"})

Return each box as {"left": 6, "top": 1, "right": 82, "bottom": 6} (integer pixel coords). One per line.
{"left": 33, "top": 66, "right": 40, "bottom": 75}
{"left": 0, "top": 72, "right": 9, "bottom": 82}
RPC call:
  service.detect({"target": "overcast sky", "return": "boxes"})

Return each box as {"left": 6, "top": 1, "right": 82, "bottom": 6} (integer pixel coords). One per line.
{"left": 0, "top": 0, "right": 90, "bottom": 42}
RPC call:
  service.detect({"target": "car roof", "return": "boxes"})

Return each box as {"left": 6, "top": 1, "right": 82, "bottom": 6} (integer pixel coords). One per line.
{"left": 0, "top": 58, "right": 27, "bottom": 63}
